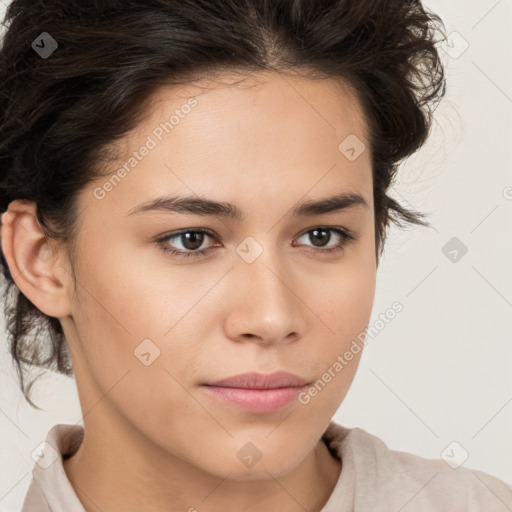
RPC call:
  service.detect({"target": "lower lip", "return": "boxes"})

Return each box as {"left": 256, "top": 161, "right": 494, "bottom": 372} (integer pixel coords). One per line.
{"left": 201, "top": 385, "right": 308, "bottom": 413}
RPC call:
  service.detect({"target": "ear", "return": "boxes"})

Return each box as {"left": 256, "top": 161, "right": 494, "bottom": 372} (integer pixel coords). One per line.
{"left": 0, "top": 200, "right": 73, "bottom": 318}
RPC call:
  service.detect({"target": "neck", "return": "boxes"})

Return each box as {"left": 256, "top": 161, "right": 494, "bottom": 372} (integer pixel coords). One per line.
{"left": 63, "top": 421, "right": 341, "bottom": 512}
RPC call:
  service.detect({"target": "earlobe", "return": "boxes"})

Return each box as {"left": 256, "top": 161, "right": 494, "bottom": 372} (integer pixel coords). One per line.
{"left": 0, "top": 200, "right": 73, "bottom": 318}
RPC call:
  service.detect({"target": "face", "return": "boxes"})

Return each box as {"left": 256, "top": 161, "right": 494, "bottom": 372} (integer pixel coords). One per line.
{"left": 58, "top": 70, "right": 376, "bottom": 479}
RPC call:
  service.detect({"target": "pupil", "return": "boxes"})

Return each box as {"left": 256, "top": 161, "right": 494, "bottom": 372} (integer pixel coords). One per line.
{"left": 182, "top": 232, "right": 203, "bottom": 250}
{"left": 180, "top": 230, "right": 331, "bottom": 251}
{"left": 310, "top": 229, "right": 329, "bottom": 246}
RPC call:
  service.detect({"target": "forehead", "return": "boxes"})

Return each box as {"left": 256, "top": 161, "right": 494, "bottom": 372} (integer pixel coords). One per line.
{"left": 85, "top": 70, "right": 372, "bottom": 218}
{"left": 152, "top": 69, "right": 367, "bottom": 137}
{"left": 115, "top": 68, "right": 369, "bottom": 157}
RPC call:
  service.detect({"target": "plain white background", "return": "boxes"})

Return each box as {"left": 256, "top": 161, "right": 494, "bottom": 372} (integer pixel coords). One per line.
{"left": 0, "top": 0, "right": 511, "bottom": 510}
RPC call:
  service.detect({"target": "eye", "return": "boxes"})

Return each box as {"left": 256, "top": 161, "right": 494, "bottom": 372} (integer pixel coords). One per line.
{"left": 156, "top": 226, "right": 355, "bottom": 259}
{"left": 157, "top": 228, "right": 218, "bottom": 259}
{"left": 294, "top": 227, "right": 355, "bottom": 254}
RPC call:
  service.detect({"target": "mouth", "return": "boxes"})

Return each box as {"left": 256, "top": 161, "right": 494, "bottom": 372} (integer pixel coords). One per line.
{"left": 201, "top": 371, "right": 311, "bottom": 414}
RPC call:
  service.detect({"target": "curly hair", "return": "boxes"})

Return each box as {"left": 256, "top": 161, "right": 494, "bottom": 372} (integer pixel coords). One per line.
{"left": 0, "top": 0, "right": 446, "bottom": 408}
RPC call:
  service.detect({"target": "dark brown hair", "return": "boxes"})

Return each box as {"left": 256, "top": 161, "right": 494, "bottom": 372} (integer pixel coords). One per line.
{"left": 0, "top": 0, "right": 446, "bottom": 408}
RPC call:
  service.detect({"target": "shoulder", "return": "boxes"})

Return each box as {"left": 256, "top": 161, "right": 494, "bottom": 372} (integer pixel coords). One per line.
{"left": 21, "top": 423, "right": 86, "bottom": 512}
{"left": 322, "top": 421, "right": 512, "bottom": 511}
{"left": 21, "top": 478, "right": 52, "bottom": 512}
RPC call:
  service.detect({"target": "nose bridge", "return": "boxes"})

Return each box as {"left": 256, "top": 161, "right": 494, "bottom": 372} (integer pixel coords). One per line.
{"left": 238, "top": 239, "right": 294, "bottom": 312}
{"left": 225, "top": 235, "right": 305, "bottom": 343}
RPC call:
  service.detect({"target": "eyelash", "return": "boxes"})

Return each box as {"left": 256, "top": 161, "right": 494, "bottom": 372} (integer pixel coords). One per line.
{"left": 156, "top": 226, "right": 355, "bottom": 259}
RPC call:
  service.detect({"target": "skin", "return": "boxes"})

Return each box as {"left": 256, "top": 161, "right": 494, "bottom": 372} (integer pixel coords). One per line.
{"left": 1, "top": 70, "right": 376, "bottom": 512}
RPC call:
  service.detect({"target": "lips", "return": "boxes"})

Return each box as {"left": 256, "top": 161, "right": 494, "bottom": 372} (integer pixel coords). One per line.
{"left": 204, "top": 371, "right": 310, "bottom": 389}
{"left": 201, "top": 371, "right": 311, "bottom": 414}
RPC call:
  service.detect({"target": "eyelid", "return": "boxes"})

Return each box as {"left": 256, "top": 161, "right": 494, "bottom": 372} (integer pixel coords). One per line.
{"left": 296, "top": 225, "right": 355, "bottom": 241}
{"left": 156, "top": 225, "right": 355, "bottom": 258}
{"left": 155, "top": 227, "right": 219, "bottom": 258}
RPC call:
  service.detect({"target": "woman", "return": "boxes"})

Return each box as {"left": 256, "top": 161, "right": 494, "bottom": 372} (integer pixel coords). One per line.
{"left": 1, "top": 0, "right": 511, "bottom": 511}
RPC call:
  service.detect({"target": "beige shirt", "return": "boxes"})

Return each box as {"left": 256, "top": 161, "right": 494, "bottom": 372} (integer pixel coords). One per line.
{"left": 21, "top": 421, "right": 512, "bottom": 511}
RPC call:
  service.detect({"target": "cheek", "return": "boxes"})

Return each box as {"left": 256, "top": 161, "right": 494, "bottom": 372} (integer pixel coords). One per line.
{"left": 70, "top": 257, "right": 202, "bottom": 435}
{"left": 70, "top": 241, "right": 210, "bottom": 401}
{"left": 315, "top": 246, "right": 376, "bottom": 340}
{"left": 297, "top": 274, "right": 373, "bottom": 416}
{"left": 303, "top": 247, "right": 375, "bottom": 393}
{"left": 74, "top": 234, "right": 208, "bottom": 343}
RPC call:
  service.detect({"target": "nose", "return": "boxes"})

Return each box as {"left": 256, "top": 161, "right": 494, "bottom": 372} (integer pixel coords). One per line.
{"left": 223, "top": 244, "right": 308, "bottom": 346}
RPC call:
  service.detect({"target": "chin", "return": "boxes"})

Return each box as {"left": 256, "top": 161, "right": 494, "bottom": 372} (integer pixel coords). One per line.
{"left": 219, "top": 459, "right": 298, "bottom": 482}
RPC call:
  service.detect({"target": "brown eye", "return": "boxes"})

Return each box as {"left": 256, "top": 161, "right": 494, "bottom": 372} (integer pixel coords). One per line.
{"left": 157, "top": 228, "right": 218, "bottom": 259}
{"left": 294, "top": 227, "right": 354, "bottom": 253}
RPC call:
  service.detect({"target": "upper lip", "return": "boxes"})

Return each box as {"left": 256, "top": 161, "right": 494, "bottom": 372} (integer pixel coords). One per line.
{"left": 204, "top": 371, "right": 310, "bottom": 389}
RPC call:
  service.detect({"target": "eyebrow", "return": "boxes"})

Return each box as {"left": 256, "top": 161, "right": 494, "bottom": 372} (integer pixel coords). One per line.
{"left": 127, "top": 191, "right": 369, "bottom": 219}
